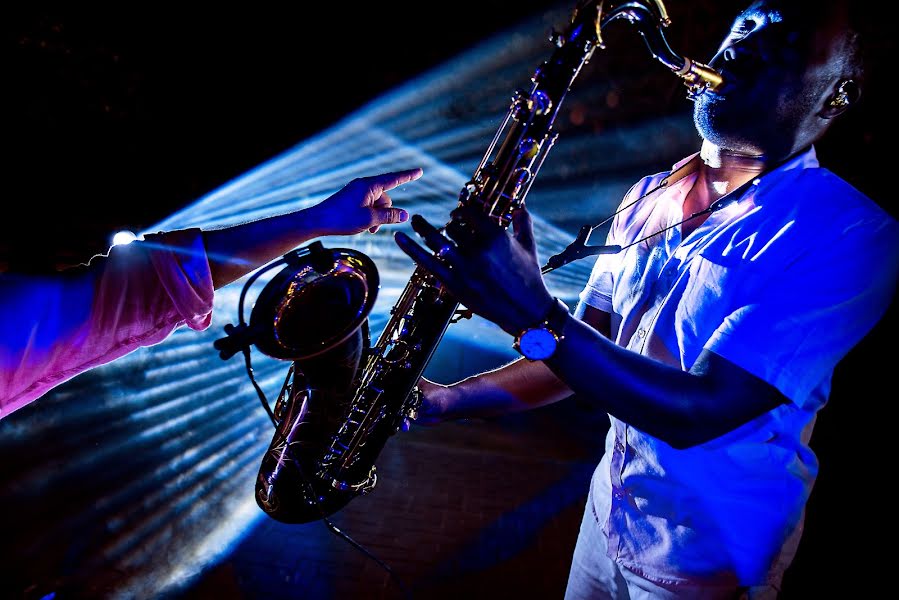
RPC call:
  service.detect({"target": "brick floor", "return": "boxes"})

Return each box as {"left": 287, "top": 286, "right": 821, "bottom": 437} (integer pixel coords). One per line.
{"left": 171, "top": 395, "right": 859, "bottom": 600}
{"left": 175, "top": 401, "right": 608, "bottom": 600}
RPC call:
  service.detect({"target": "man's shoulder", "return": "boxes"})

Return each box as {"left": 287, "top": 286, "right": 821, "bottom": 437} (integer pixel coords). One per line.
{"left": 790, "top": 168, "right": 894, "bottom": 227}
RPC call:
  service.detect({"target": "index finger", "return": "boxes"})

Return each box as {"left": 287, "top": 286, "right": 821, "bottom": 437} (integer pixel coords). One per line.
{"left": 394, "top": 231, "right": 456, "bottom": 286}
{"left": 369, "top": 168, "right": 424, "bottom": 193}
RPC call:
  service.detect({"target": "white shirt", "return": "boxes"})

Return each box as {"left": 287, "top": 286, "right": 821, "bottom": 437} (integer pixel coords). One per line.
{"left": 578, "top": 146, "right": 899, "bottom": 586}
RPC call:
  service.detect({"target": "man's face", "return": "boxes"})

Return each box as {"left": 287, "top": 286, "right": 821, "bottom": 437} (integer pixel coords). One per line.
{"left": 692, "top": 0, "right": 850, "bottom": 159}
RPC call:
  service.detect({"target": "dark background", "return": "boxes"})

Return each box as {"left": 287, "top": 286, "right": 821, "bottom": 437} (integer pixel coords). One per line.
{"left": 6, "top": 1, "right": 893, "bottom": 266}
{"left": 4, "top": 1, "right": 896, "bottom": 597}
{"left": 6, "top": 1, "right": 563, "bottom": 269}
{"left": 6, "top": 1, "right": 893, "bottom": 259}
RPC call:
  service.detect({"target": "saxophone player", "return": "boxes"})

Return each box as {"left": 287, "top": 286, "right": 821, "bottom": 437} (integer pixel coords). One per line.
{"left": 396, "top": 0, "right": 897, "bottom": 597}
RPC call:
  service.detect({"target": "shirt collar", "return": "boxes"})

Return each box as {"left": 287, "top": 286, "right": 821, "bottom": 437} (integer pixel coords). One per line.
{"left": 668, "top": 145, "right": 819, "bottom": 190}
{"left": 779, "top": 145, "right": 820, "bottom": 172}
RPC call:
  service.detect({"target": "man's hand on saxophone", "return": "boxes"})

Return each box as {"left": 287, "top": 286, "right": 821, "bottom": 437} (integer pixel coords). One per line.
{"left": 394, "top": 204, "right": 556, "bottom": 338}
{"left": 396, "top": 202, "right": 576, "bottom": 433}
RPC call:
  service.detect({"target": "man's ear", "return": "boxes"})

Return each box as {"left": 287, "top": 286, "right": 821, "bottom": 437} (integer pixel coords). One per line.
{"left": 820, "top": 79, "right": 860, "bottom": 119}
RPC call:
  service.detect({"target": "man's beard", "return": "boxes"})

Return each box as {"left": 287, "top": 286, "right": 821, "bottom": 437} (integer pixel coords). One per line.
{"left": 693, "top": 94, "right": 776, "bottom": 156}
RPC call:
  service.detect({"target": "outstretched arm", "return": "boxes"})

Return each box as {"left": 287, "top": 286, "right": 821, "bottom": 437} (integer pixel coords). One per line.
{"left": 0, "top": 168, "right": 423, "bottom": 419}
{"left": 204, "top": 168, "right": 422, "bottom": 288}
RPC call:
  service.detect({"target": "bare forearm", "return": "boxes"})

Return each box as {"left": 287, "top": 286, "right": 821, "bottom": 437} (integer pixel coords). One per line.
{"left": 443, "top": 357, "right": 572, "bottom": 420}
{"left": 200, "top": 168, "right": 423, "bottom": 289}
{"left": 202, "top": 208, "right": 326, "bottom": 289}
{"left": 544, "top": 315, "right": 781, "bottom": 448}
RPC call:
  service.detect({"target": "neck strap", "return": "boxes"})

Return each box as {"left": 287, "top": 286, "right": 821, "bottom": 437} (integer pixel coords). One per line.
{"left": 541, "top": 154, "right": 766, "bottom": 274}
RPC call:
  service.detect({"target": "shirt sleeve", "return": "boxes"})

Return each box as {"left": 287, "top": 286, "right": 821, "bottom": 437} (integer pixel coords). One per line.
{"left": 0, "top": 228, "right": 215, "bottom": 419}
{"left": 706, "top": 209, "right": 899, "bottom": 411}
{"left": 578, "top": 174, "right": 661, "bottom": 313}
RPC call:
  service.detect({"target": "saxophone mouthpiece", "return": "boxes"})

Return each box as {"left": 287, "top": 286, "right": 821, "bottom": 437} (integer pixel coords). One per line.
{"left": 676, "top": 57, "right": 725, "bottom": 99}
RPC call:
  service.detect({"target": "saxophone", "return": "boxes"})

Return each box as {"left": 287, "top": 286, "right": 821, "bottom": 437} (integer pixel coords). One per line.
{"left": 230, "top": 0, "right": 723, "bottom": 524}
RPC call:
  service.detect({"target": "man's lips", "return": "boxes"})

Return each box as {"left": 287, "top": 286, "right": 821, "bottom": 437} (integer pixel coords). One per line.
{"left": 703, "top": 68, "right": 738, "bottom": 97}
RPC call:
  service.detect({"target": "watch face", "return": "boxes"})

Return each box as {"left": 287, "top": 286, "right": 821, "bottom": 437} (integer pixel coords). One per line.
{"left": 519, "top": 328, "right": 557, "bottom": 360}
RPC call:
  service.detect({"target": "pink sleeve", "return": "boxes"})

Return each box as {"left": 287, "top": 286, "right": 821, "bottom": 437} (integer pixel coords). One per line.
{"left": 0, "top": 228, "right": 215, "bottom": 419}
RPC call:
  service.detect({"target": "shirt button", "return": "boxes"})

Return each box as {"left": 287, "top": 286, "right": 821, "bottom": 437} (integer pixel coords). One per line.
{"left": 615, "top": 441, "right": 625, "bottom": 453}
{"left": 637, "top": 328, "right": 646, "bottom": 338}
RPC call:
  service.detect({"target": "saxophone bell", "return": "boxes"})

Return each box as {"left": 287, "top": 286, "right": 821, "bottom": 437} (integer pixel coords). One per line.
{"left": 247, "top": 241, "right": 379, "bottom": 362}
{"left": 215, "top": 240, "right": 381, "bottom": 523}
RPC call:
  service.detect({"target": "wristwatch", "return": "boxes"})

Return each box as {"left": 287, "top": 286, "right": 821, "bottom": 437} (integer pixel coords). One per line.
{"left": 513, "top": 298, "right": 570, "bottom": 361}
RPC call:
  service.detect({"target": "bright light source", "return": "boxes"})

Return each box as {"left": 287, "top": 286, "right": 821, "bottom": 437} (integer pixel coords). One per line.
{"left": 111, "top": 230, "right": 137, "bottom": 246}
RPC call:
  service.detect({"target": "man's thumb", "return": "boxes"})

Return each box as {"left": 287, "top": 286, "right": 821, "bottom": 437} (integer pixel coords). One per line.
{"left": 512, "top": 205, "right": 536, "bottom": 253}
{"left": 375, "top": 207, "right": 409, "bottom": 225}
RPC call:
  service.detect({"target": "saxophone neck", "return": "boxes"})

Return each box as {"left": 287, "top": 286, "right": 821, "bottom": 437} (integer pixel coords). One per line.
{"left": 596, "top": 0, "right": 724, "bottom": 98}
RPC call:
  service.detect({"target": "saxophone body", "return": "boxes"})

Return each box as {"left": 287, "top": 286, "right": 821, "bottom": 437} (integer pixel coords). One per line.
{"left": 250, "top": 0, "right": 723, "bottom": 524}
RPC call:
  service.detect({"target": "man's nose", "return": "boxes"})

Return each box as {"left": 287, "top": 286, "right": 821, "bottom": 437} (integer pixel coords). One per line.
{"left": 710, "top": 44, "right": 748, "bottom": 69}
